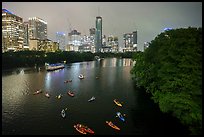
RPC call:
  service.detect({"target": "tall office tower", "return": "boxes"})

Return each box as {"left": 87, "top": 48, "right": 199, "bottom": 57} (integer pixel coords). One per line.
{"left": 56, "top": 32, "right": 66, "bottom": 51}
{"left": 68, "top": 29, "right": 81, "bottom": 51}
{"left": 132, "top": 31, "right": 137, "bottom": 51}
{"left": 133, "top": 31, "right": 137, "bottom": 44}
{"left": 102, "top": 35, "right": 106, "bottom": 47}
{"left": 107, "top": 35, "right": 119, "bottom": 52}
{"left": 95, "top": 16, "right": 102, "bottom": 52}
{"left": 123, "top": 33, "right": 133, "bottom": 51}
{"left": 28, "top": 17, "right": 47, "bottom": 40}
{"left": 2, "top": 9, "right": 24, "bottom": 52}
{"left": 123, "top": 30, "right": 137, "bottom": 52}
{"left": 23, "top": 22, "right": 29, "bottom": 50}
{"left": 89, "top": 28, "right": 96, "bottom": 53}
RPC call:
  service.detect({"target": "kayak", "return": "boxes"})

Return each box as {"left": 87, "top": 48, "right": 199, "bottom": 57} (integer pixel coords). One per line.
{"left": 64, "top": 80, "right": 72, "bottom": 83}
{"left": 76, "top": 124, "right": 94, "bottom": 134}
{"left": 113, "top": 99, "right": 122, "bottom": 107}
{"left": 67, "top": 91, "right": 74, "bottom": 97}
{"left": 78, "top": 74, "right": 84, "bottom": 79}
{"left": 88, "top": 96, "right": 95, "bottom": 102}
{"left": 74, "top": 124, "right": 87, "bottom": 134}
{"left": 45, "top": 92, "right": 50, "bottom": 98}
{"left": 106, "top": 121, "right": 120, "bottom": 130}
{"left": 116, "top": 112, "right": 125, "bottom": 122}
{"left": 61, "top": 109, "right": 66, "bottom": 118}
{"left": 56, "top": 94, "right": 62, "bottom": 99}
{"left": 33, "top": 89, "right": 42, "bottom": 95}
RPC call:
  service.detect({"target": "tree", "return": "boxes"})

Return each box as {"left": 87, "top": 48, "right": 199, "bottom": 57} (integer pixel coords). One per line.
{"left": 131, "top": 27, "right": 202, "bottom": 135}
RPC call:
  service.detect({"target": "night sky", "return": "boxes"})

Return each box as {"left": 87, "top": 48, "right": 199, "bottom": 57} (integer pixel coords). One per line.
{"left": 2, "top": 2, "right": 202, "bottom": 51}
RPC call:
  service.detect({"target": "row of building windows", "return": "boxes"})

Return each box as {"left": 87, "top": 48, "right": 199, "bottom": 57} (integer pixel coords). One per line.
{"left": 2, "top": 9, "right": 138, "bottom": 53}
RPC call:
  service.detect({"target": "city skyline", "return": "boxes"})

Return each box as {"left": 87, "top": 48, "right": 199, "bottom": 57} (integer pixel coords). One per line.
{"left": 2, "top": 2, "right": 202, "bottom": 51}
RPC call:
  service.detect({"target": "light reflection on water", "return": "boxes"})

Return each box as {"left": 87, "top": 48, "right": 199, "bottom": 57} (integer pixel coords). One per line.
{"left": 2, "top": 58, "right": 188, "bottom": 135}
{"left": 2, "top": 58, "right": 134, "bottom": 135}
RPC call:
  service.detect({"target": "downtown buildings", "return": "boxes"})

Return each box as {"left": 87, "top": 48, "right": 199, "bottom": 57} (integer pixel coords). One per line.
{"left": 2, "top": 8, "right": 137, "bottom": 53}
{"left": 123, "top": 31, "right": 137, "bottom": 52}
{"left": 28, "top": 17, "right": 47, "bottom": 40}
{"left": 56, "top": 32, "right": 66, "bottom": 51}
{"left": 2, "top": 9, "right": 59, "bottom": 53}
{"left": 28, "top": 17, "right": 59, "bottom": 52}
{"left": 95, "top": 16, "right": 102, "bottom": 52}
{"left": 2, "top": 9, "right": 24, "bottom": 52}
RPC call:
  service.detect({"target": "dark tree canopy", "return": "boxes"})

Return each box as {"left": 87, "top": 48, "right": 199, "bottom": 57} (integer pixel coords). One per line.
{"left": 131, "top": 27, "right": 202, "bottom": 135}
{"left": 2, "top": 51, "right": 135, "bottom": 69}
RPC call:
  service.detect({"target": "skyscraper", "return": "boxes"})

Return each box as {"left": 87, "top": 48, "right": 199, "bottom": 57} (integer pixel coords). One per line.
{"left": 123, "top": 30, "right": 137, "bottom": 52}
{"left": 28, "top": 17, "right": 47, "bottom": 40}
{"left": 132, "top": 31, "right": 137, "bottom": 51}
{"left": 89, "top": 28, "right": 96, "bottom": 53}
{"left": 95, "top": 16, "right": 102, "bottom": 52}
{"left": 2, "top": 9, "right": 24, "bottom": 52}
{"left": 23, "top": 22, "right": 29, "bottom": 50}
{"left": 133, "top": 31, "right": 137, "bottom": 45}
{"left": 56, "top": 32, "right": 66, "bottom": 51}
{"left": 68, "top": 29, "right": 81, "bottom": 51}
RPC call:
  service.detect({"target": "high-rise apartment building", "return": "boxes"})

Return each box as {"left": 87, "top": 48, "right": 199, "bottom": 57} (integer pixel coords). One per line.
{"left": 95, "top": 16, "right": 102, "bottom": 52}
{"left": 68, "top": 29, "right": 81, "bottom": 51}
{"left": 107, "top": 35, "right": 119, "bottom": 52}
{"left": 133, "top": 31, "right": 137, "bottom": 45}
{"left": 28, "top": 17, "right": 47, "bottom": 40}
{"left": 23, "top": 21, "right": 29, "bottom": 50}
{"left": 89, "top": 28, "right": 95, "bottom": 53}
{"left": 123, "top": 30, "right": 137, "bottom": 52}
{"left": 2, "top": 9, "right": 24, "bottom": 52}
{"left": 56, "top": 32, "right": 66, "bottom": 51}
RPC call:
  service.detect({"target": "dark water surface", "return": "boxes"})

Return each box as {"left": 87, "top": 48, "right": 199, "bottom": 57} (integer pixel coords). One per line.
{"left": 2, "top": 58, "right": 189, "bottom": 135}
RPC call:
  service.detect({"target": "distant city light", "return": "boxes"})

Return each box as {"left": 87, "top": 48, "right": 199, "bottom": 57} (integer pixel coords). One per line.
{"left": 164, "top": 28, "right": 173, "bottom": 31}
{"left": 56, "top": 32, "right": 66, "bottom": 35}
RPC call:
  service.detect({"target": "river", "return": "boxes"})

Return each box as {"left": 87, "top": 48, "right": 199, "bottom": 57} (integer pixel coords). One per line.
{"left": 2, "top": 58, "right": 189, "bottom": 135}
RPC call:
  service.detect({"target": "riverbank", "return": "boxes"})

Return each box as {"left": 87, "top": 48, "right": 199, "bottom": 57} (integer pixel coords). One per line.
{"left": 2, "top": 51, "right": 135, "bottom": 70}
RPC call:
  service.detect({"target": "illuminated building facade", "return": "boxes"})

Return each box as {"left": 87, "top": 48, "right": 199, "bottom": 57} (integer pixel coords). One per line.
{"left": 2, "top": 9, "right": 24, "bottom": 52}
{"left": 23, "top": 21, "right": 29, "bottom": 50}
{"left": 107, "top": 35, "right": 119, "bottom": 52}
{"left": 68, "top": 29, "right": 81, "bottom": 51}
{"left": 95, "top": 16, "right": 102, "bottom": 52}
{"left": 78, "top": 27, "right": 97, "bottom": 52}
{"left": 89, "top": 28, "right": 96, "bottom": 53}
{"left": 56, "top": 32, "right": 66, "bottom": 51}
{"left": 101, "top": 35, "right": 119, "bottom": 53}
{"left": 123, "top": 30, "right": 137, "bottom": 52}
{"left": 78, "top": 35, "right": 92, "bottom": 52}
{"left": 28, "top": 17, "right": 47, "bottom": 40}
{"left": 102, "top": 35, "right": 106, "bottom": 47}
{"left": 29, "top": 39, "right": 59, "bottom": 52}
{"left": 144, "top": 42, "right": 150, "bottom": 51}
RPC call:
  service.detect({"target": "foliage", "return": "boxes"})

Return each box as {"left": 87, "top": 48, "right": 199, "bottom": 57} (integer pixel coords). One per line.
{"left": 131, "top": 27, "right": 202, "bottom": 135}
{"left": 2, "top": 51, "right": 134, "bottom": 69}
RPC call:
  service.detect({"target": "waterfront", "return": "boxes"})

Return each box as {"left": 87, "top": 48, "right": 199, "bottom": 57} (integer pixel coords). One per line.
{"left": 2, "top": 58, "right": 189, "bottom": 135}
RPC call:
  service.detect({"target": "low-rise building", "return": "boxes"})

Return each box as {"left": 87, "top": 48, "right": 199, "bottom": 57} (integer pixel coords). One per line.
{"left": 29, "top": 39, "right": 59, "bottom": 52}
